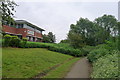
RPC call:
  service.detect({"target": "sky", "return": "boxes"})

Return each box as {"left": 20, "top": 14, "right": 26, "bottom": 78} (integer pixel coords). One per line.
{"left": 14, "top": 0, "right": 119, "bottom": 43}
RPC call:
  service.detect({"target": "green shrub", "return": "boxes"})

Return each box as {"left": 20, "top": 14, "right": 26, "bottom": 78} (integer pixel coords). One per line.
{"left": 95, "top": 44, "right": 109, "bottom": 49}
{"left": 82, "top": 45, "right": 96, "bottom": 53}
{"left": 9, "top": 36, "right": 21, "bottom": 47}
{"left": 19, "top": 41, "right": 87, "bottom": 57}
{"left": 96, "top": 41, "right": 117, "bottom": 51}
{"left": 105, "top": 40, "right": 118, "bottom": 50}
{"left": 22, "top": 38, "right": 28, "bottom": 46}
{"left": 47, "top": 46, "right": 82, "bottom": 57}
{"left": 22, "top": 42, "right": 50, "bottom": 48}
{"left": 87, "top": 41, "right": 119, "bottom": 78}
{"left": 19, "top": 38, "right": 28, "bottom": 48}
{"left": 3, "top": 34, "right": 12, "bottom": 47}
{"left": 91, "top": 50, "right": 119, "bottom": 78}
{"left": 22, "top": 38, "right": 28, "bottom": 41}
{"left": 87, "top": 48, "right": 110, "bottom": 62}
{"left": 87, "top": 41, "right": 118, "bottom": 63}
{"left": 3, "top": 35, "right": 21, "bottom": 47}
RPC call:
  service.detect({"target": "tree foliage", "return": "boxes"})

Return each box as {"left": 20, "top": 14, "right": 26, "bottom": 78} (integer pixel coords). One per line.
{"left": 43, "top": 32, "right": 56, "bottom": 43}
{"left": 3, "top": 34, "right": 20, "bottom": 47}
{"left": 48, "top": 32, "right": 56, "bottom": 43}
{"left": 94, "top": 14, "right": 117, "bottom": 40}
{"left": 68, "top": 14, "right": 118, "bottom": 48}
{"left": 118, "top": 22, "right": 120, "bottom": 51}
{"left": 68, "top": 31, "right": 85, "bottom": 48}
{"left": 1, "top": 0, "right": 17, "bottom": 26}
{"left": 60, "top": 39, "right": 69, "bottom": 43}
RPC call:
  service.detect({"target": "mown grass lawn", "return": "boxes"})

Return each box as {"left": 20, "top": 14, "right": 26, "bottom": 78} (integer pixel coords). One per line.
{"left": 43, "top": 58, "right": 79, "bottom": 78}
{"left": 2, "top": 48, "right": 79, "bottom": 78}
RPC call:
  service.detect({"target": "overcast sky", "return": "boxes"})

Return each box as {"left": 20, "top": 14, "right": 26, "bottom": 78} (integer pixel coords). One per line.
{"left": 14, "top": 0, "right": 119, "bottom": 43}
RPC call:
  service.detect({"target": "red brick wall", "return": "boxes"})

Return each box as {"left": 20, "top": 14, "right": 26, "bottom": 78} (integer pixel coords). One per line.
{"left": 16, "top": 28, "right": 27, "bottom": 38}
{"left": 2, "top": 25, "right": 43, "bottom": 38}
{"left": 34, "top": 32, "right": 42, "bottom": 38}
{"left": 3, "top": 25, "right": 17, "bottom": 34}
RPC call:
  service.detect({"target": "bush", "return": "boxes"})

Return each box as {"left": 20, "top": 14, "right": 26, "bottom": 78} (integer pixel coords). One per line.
{"left": 22, "top": 38, "right": 28, "bottom": 46}
{"left": 19, "top": 42, "right": 87, "bottom": 57}
{"left": 48, "top": 46, "right": 82, "bottom": 57}
{"left": 82, "top": 45, "right": 96, "bottom": 55}
{"left": 19, "top": 38, "right": 28, "bottom": 48}
{"left": 22, "top": 38, "right": 28, "bottom": 41}
{"left": 82, "top": 46, "right": 96, "bottom": 52}
{"left": 87, "top": 48, "right": 110, "bottom": 62}
{"left": 95, "top": 44, "right": 111, "bottom": 50}
{"left": 3, "top": 34, "right": 21, "bottom": 47}
{"left": 3, "top": 34, "right": 12, "bottom": 47}
{"left": 9, "top": 36, "right": 21, "bottom": 47}
{"left": 21, "top": 42, "right": 50, "bottom": 48}
{"left": 105, "top": 40, "right": 118, "bottom": 50}
{"left": 87, "top": 41, "right": 119, "bottom": 78}
{"left": 96, "top": 41, "right": 118, "bottom": 51}
{"left": 87, "top": 43, "right": 117, "bottom": 63}
{"left": 91, "top": 50, "right": 119, "bottom": 78}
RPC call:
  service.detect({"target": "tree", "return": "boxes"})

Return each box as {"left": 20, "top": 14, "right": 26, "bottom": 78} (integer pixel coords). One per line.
{"left": 94, "top": 14, "right": 117, "bottom": 40}
{"left": 1, "top": 0, "right": 17, "bottom": 26}
{"left": 93, "top": 23, "right": 106, "bottom": 45}
{"left": 42, "top": 34, "right": 50, "bottom": 43}
{"left": 118, "top": 22, "right": 120, "bottom": 51}
{"left": 68, "top": 31, "right": 85, "bottom": 48}
{"left": 48, "top": 32, "right": 56, "bottom": 43}
{"left": 60, "top": 39, "right": 69, "bottom": 43}
{"left": 42, "top": 32, "right": 56, "bottom": 43}
{"left": 68, "top": 18, "right": 96, "bottom": 46}
{"left": 67, "top": 14, "right": 118, "bottom": 48}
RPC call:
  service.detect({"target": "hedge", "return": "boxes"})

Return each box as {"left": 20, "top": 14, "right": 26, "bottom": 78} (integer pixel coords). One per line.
{"left": 91, "top": 50, "right": 119, "bottom": 78}
{"left": 19, "top": 42, "right": 87, "bottom": 57}
{"left": 87, "top": 43, "right": 117, "bottom": 63}
{"left": 87, "top": 48, "right": 110, "bottom": 62}
{"left": 87, "top": 42, "right": 119, "bottom": 78}
{"left": 3, "top": 34, "right": 21, "bottom": 47}
{"left": 3, "top": 34, "right": 87, "bottom": 57}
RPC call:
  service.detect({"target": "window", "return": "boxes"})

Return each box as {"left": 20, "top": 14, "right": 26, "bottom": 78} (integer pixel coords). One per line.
{"left": 36, "top": 29, "right": 42, "bottom": 33}
{"left": 26, "top": 24, "right": 34, "bottom": 30}
{"left": 17, "top": 24, "right": 23, "bottom": 28}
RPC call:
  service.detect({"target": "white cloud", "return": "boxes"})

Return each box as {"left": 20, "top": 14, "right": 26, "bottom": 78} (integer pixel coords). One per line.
{"left": 14, "top": 2, "right": 118, "bottom": 43}
{"left": 14, "top": 0, "right": 119, "bottom": 2}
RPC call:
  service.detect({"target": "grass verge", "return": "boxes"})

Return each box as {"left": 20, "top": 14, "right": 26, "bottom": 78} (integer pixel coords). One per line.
{"left": 43, "top": 58, "right": 80, "bottom": 78}
{"left": 2, "top": 48, "right": 76, "bottom": 78}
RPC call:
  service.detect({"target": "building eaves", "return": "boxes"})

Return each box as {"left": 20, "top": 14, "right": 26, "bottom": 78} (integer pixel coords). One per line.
{"left": 15, "top": 20, "right": 45, "bottom": 31}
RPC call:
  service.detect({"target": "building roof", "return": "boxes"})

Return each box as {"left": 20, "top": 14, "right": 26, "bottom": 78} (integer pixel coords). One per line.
{"left": 15, "top": 20, "right": 45, "bottom": 31}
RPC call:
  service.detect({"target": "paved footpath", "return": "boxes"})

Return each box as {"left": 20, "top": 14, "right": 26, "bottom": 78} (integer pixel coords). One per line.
{"left": 65, "top": 57, "right": 92, "bottom": 78}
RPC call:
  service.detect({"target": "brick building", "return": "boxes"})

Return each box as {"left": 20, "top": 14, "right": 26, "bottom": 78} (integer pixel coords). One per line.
{"left": 2, "top": 20, "right": 45, "bottom": 42}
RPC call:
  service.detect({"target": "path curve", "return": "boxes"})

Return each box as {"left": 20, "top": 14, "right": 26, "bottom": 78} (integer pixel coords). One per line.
{"left": 65, "top": 57, "right": 92, "bottom": 78}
